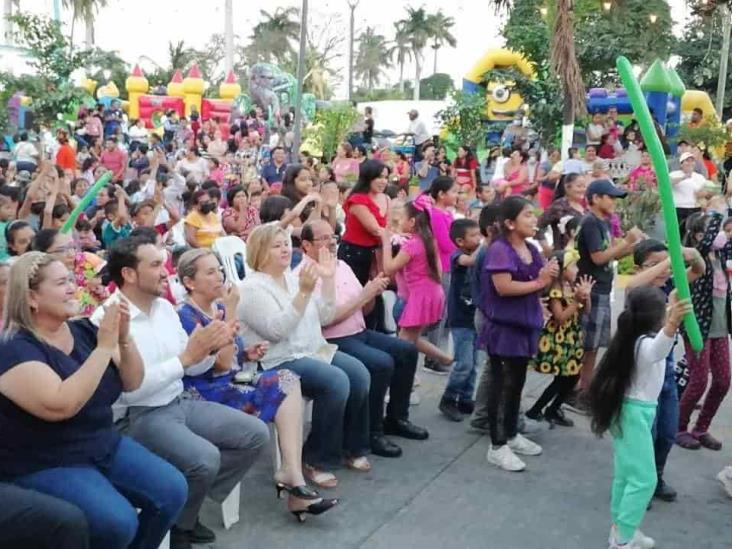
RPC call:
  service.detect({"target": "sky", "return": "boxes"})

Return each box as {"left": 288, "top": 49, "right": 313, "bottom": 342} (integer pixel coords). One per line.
{"left": 9, "top": 0, "right": 695, "bottom": 98}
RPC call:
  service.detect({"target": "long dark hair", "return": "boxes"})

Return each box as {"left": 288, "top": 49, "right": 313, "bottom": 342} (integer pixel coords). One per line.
{"left": 281, "top": 164, "right": 310, "bottom": 205}
{"left": 589, "top": 286, "right": 667, "bottom": 436}
{"left": 350, "top": 159, "right": 387, "bottom": 195}
{"left": 404, "top": 200, "right": 440, "bottom": 283}
{"left": 498, "top": 195, "right": 533, "bottom": 235}
{"left": 455, "top": 145, "right": 475, "bottom": 167}
{"left": 427, "top": 175, "right": 455, "bottom": 201}
{"left": 683, "top": 212, "right": 708, "bottom": 248}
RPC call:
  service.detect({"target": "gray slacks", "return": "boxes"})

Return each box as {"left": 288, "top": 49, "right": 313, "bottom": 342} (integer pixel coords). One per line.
{"left": 120, "top": 396, "right": 270, "bottom": 530}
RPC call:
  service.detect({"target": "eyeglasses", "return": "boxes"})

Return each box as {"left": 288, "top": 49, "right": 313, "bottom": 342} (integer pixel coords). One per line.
{"left": 49, "top": 244, "right": 76, "bottom": 255}
{"left": 312, "top": 234, "right": 340, "bottom": 243}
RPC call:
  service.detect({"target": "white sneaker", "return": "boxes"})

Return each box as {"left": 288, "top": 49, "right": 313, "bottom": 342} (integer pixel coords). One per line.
{"left": 717, "top": 466, "right": 732, "bottom": 498}
{"left": 608, "top": 525, "right": 655, "bottom": 549}
{"left": 486, "top": 444, "right": 526, "bottom": 472}
{"left": 508, "top": 433, "right": 543, "bottom": 456}
{"left": 409, "top": 390, "right": 421, "bottom": 406}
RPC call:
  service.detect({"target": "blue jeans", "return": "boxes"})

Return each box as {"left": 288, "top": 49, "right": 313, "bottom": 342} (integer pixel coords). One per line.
{"left": 444, "top": 327, "right": 478, "bottom": 401}
{"left": 653, "top": 356, "right": 679, "bottom": 476}
{"left": 12, "top": 436, "right": 188, "bottom": 549}
{"left": 328, "top": 329, "right": 418, "bottom": 434}
{"left": 276, "top": 351, "right": 370, "bottom": 466}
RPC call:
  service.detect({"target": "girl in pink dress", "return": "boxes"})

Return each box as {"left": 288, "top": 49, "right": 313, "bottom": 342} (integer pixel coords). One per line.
{"left": 381, "top": 195, "right": 453, "bottom": 366}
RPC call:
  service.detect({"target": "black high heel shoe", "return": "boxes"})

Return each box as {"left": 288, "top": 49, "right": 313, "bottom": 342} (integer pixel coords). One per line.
{"left": 276, "top": 484, "right": 339, "bottom": 522}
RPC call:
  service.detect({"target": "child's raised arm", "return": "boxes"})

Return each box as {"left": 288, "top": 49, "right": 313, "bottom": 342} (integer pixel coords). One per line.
{"left": 381, "top": 230, "right": 411, "bottom": 276}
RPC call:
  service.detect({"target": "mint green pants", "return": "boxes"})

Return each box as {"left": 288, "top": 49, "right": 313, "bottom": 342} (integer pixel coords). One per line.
{"left": 610, "top": 398, "right": 658, "bottom": 543}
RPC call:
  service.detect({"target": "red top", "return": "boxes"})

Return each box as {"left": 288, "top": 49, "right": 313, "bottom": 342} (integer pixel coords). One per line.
{"left": 342, "top": 193, "right": 387, "bottom": 247}
{"left": 56, "top": 144, "right": 76, "bottom": 171}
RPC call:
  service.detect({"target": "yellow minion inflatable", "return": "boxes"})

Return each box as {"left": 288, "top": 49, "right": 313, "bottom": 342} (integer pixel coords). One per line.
{"left": 462, "top": 48, "right": 534, "bottom": 122}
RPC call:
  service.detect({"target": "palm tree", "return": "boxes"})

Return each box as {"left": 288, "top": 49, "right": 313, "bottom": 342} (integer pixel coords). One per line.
{"left": 355, "top": 26, "right": 390, "bottom": 91}
{"left": 387, "top": 21, "right": 413, "bottom": 94}
{"left": 427, "top": 10, "right": 456, "bottom": 75}
{"left": 399, "top": 6, "right": 433, "bottom": 100}
{"left": 245, "top": 7, "right": 300, "bottom": 66}
{"left": 488, "top": 0, "right": 585, "bottom": 154}
{"left": 63, "top": 0, "right": 109, "bottom": 48}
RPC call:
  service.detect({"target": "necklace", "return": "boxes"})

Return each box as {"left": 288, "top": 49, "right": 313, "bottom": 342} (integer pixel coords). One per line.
{"left": 188, "top": 295, "right": 216, "bottom": 319}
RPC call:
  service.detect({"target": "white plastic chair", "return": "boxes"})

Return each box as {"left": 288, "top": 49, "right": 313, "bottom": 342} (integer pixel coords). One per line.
{"left": 213, "top": 236, "right": 249, "bottom": 283}
{"left": 382, "top": 290, "right": 398, "bottom": 334}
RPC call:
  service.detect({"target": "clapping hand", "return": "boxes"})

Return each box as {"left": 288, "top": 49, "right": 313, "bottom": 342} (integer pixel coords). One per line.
{"left": 538, "top": 257, "right": 560, "bottom": 287}
{"left": 315, "top": 247, "right": 336, "bottom": 279}
{"left": 98, "top": 302, "right": 122, "bottom": 352}
{"left": 298, "top": 261, "right": 319, "bottom": 295}
{"left": 245, "top": 342, "right": 269, "bottom": 362}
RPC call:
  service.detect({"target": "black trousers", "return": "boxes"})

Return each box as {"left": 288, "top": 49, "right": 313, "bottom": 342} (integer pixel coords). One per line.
{"left": 328, "top": 329, "right": 418, "bottom": 434}
{"left": 528, "top": 374, "right": 580, "bottom": 415}
{"left": 486, "top": 355, "right": 530, "bottom": 446}
{"left": 0, "top": 483, "right": 89, "bottom": 549}
{"left": 676, "top": 207, "right": 701, "bottom": 240}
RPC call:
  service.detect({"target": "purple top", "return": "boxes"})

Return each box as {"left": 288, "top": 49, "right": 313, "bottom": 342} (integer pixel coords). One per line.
{"left": 478, "top": 237, "right": 545, "bottom": 357}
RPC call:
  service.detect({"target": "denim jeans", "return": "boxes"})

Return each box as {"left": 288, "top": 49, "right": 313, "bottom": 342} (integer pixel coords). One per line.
{"left": 653, "top": 356, "right": 679, "bottom": 476}
{"left": 443, "top": 327, "right": 478, "bottom": 401}
{"left": 12, "top": 436, "right": 188, "bottom": 549}
{"left": 0, "top": 483, "right": 89, "bottom": 549}
{"left": 276, "top": 351, "right": 370, "bottom": 466}
{"left": 328, "top": 329, "right": 418, "bottom": 434}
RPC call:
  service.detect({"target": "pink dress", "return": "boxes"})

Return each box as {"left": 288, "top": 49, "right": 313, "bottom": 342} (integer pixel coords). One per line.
{"left": 396, "top": 235, "right": 445, "bottom": 328}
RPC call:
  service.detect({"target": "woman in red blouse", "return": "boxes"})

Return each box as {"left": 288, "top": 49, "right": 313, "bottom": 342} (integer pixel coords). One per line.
{"left": 222, "top": 185, "right": 261, "bottom": 242}
{"left": 452, "top": 145, "right": 478, "bottom": 192}
{"left": 338, "top": 159, "right": 390, "bottom": 285}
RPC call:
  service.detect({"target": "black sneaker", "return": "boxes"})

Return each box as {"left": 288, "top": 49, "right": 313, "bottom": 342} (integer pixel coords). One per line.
{"left": 525, "top": 408, "right": 544, "bottom": 422}
{"left": 564, "top": 391, "right": 590, "bottom": 416}
{"left": 439, "top": 397, "right": 464, "bottom": 422}
{"left": 654, "top": 478, "right": 677, "bottom": 502}
{"left": 170, "top": 529, "right": 192, "bottom": 549}
{"left": 423, "top": 357, "right": 451, "bottom": 375}
{"left": 457, "top": 399, "right": 475, "bottom": 415}
{"left": 545, "top": 407, "right": 574, "bottom": 427}
{"left": 190, "top": 519, "right": 216, "bottom": 543}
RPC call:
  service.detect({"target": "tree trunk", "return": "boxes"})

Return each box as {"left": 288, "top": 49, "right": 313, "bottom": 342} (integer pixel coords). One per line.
{"left": 561, "top": 93, "right": 574, "bottom": 161}
{"left": 413, "top": 51, "right": 421, "bottom": 101}
{"left": 3, "top": 0, "right": 13, "bottom": 45}
{"left": 433, "top": 46, "right": 439, "bottom": 75}
{"left": 84, "top": 17, "right": 94, "bottom": 48}
{"left": 398, "top": 61, "right": 405, "bottom": 93}
{"left": 224, "top": 0, "right": 234, "bottom": 73}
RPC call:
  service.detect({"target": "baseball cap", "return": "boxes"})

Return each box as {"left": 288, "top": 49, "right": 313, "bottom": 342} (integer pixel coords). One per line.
{"left": 408, "top": 109, "right": 419, "bottom": 116}
{"left": 679, "top": 151, "right": 695, "bottom": 163}
{"left": 586, "top": 178, "right": 627, "bottom": 200}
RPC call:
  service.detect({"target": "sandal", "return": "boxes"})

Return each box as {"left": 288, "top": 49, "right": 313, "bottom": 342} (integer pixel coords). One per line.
{"left": 303, "top": 464, "right": 338, "bottom": 489}
{"left": 697, "top": 432, "right": 723, "bottom": 451}
{"left": 346, "top": 456, "right": 372, "bottom": 472}
{"left": 676, "top": 431, "right": 701, "bottom": 450}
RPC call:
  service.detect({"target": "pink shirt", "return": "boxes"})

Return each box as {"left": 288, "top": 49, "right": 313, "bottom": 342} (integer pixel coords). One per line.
{"left": 332, "top": 157, "right": 360, "bottom": 183}
{"left": 429, "top": 206, "right": 456, "bottom": 272}
{"left": 100, "top": 148, "right": 126, "bottom": 175}
{"left": 294, "top": 258, "right": 366, "bottom": 339}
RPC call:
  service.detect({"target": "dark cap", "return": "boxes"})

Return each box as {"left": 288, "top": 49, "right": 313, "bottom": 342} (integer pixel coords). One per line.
{"left": 586, "top": 178, "right": 627, "bottom": 200}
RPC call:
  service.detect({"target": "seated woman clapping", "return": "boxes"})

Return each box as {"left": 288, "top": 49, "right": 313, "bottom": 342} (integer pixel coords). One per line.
{"left": 176, "top": 249, "right": 338, "bottom": 521}
{"left": 238, "top": 224, "right": 372, "bottom": 488}
{"left": 0, "top": 252, "right": 188, "bottom": 549}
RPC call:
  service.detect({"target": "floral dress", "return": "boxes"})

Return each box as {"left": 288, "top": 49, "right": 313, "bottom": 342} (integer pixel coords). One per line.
{"left": 178, "top": 302, "right": 298, "bottom": 423}
{"left": 74, "top": 252, "right": 109, "bottom": 317}
{"left": 531, "top": 286, "right": 584, "bottom": 377}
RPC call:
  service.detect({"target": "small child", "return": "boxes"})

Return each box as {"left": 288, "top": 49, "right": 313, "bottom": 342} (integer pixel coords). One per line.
{"left": 439, "top": 218, "right": 482, "bottom": 421}
{"left": 526, "top": 250, "right": 594, "bottom": 427}
{"left": 589, "top": 287, "right": 690, "bottom": 549}
{"left": 382, "top": 196, "right": 453, "bottom": 367}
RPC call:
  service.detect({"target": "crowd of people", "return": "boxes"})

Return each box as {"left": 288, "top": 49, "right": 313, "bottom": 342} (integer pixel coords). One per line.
{"left": 0, "top": 102, "right": 731, "bottom": 549}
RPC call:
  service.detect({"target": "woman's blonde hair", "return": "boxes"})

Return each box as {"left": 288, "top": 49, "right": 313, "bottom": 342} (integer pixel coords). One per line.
{"left": 247, "top": 223, "right": 289, "bottom": 272}
{"left": 177, "top": 248, "right": 216, "bottom": 293}
{"left": 3, "top": 252, "right": 60, "bottom": 338}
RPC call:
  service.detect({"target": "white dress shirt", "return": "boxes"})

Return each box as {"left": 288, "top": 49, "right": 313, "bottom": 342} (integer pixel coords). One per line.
{"left": 670, "top": 170, "right": 706, "bottom": 208}
{"left": 91, "top": 291, "right": 215, "bottom": 415}
{"left": 627, "top": 332, "right": 675, "bottom": 403}
{"left": 407, "top": 118, "right": 430, "bottom": 146}
{"left": 238, "top": 271, "right": 336, "bottom": 370}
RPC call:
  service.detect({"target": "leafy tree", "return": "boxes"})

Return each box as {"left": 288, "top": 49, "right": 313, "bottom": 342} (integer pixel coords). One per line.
{"left": 427, "top": 10, "right": 456, "bottom": 75}
{"left": 355, "top": 27, "right": 391, "bottom": 91}
{"left": 244, "top": 7, "right": 299, "bottom": 66}
{"left": 86, "top": 48, "right": 129, "bottom": 92}
{"left": 305, "top": 103, "right": 360, "bottom": 161}
{"left": 419, "top": 73, "right": 454, "bottom": 100}
{"left": 352, "top": 86, "right": 408, "bottom": 102}
{"left": 62, "top": 0, "right": 108, "bottom": 48}
{"left": 675, "top": 10, "right": 732, "bottom": 114}
{"left": 1, "top": 12, "right": 92, "bottom": 131}
{"left": 387, "top": 22, "right": 413, "bottom": 94}
{"left": 436, "top": 90, "right": 487, "bottom": 151}
{"left": 398, "top": 6, "right": 432, "bottom": 101}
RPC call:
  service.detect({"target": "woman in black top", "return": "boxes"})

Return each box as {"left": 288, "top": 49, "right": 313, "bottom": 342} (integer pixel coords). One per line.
{"left": 0, "top": 252, "right": 188, "bottom": 549}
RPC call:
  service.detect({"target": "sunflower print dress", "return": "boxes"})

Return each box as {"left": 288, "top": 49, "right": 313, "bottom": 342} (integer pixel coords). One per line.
{"left": 531, "top": 287, "right": 584, "bottom": 377}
